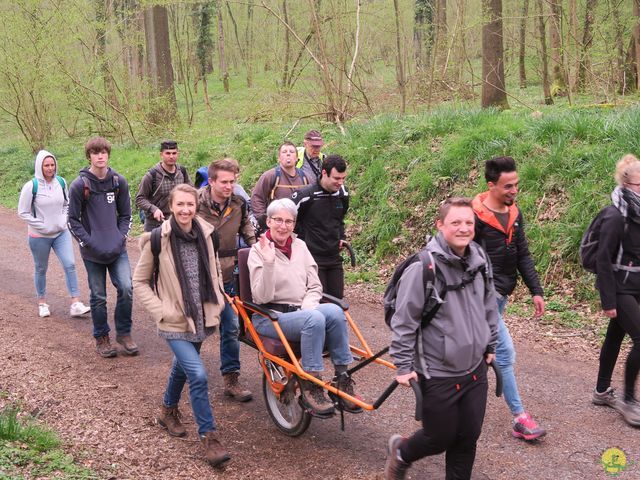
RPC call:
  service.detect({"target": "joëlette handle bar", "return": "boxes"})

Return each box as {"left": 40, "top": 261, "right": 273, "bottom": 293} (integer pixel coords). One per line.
{"left": 374, "top": 360, "right": 502, "bottom": 422}
{"left": 341, "top": 241, "right": 356, "bottom": 267}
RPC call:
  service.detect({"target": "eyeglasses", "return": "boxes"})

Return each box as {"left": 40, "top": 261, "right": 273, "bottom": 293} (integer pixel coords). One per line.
{"left": 270, "top": 217, "right": 295, "bottom": 227}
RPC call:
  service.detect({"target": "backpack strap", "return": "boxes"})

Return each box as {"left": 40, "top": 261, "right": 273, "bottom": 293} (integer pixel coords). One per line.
{"left": 150, "top": 226, "right": 162, "bottom": 293}
{"left": 417, "top": 250, "right": 447, "bottom": 329}
{"left": 56, "top": 175, "right": 68, "bottom": 203}
{"left": 270, "top": 166, "right": 282, "bottom": 201}
{"left": 31, "top": 178, "right": 38, "bottom": 217}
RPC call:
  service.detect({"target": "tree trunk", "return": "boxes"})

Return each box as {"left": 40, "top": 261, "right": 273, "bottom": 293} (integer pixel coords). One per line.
{"left": 143, "top": 5, "right": 177, "bottom": 120}
{"left": 434, "top": 0, "right": 447, "bottom": 72}
{"left": 196, "top": 2, "right": 214, "bottom": 110}
{"left": 217, "top": 7, "right": 229, "bottom": 93}
{"left": 414, "top": 0, "right": 434, "bottom": 70}
{"left": 548, "top": 0, "right": 567, "bottom": 95}
{"left": 634, "top": 0, "right": 640, "bottom": 90}
{"left": 245, "top": 0, "right": 254, "bottom": 88}
{"left": 537, "top": 0, "right": 553, "bottom": 104}
{"left": 95, "top": 0, "right": 119, "bottom": 109}
{"left": 611, "top": 0, "right": 625, "bottom": 94}
{"left": 481, "top": 0, "right": 509, "bottom": 108}
{"left": 394, "top": 0, "right": 406, "bottom": 113}
{"left": 575, "top": 0, "right": 597, "bottom": 92}
{"left": 518, "top": 0, "right": 528, "bottom": 88}
{"left": 281, "top": 0, "right": 291, "bottom": 88}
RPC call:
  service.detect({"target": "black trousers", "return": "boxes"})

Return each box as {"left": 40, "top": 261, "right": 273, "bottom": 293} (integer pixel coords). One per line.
{"left": 316, "top": 256, "right": 344, "bottom": 299}
{"left": 596, "top": 293, "right": 640, "bottom": 401}
{"left": 400, "top": 362, "right": 488, "bottom": 480}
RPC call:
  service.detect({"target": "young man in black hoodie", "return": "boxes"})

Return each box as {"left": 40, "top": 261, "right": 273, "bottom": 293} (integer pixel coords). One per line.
{"left": 68, "top": 137, "right": 136, "bottom": 358}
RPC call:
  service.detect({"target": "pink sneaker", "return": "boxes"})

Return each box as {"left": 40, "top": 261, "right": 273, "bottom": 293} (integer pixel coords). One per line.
{"left": 512, "top": 412, "right": 546, "bottom": 441}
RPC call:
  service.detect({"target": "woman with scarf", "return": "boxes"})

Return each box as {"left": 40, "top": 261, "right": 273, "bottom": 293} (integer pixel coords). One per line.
{"left": 592, "top": 154, "right": 640, "bottom": 427}
{"left": 247, "top": 198, "right": 360, "bottom": 418}
{"left": 132, "top": 184, "right": 229, "bottom": 468}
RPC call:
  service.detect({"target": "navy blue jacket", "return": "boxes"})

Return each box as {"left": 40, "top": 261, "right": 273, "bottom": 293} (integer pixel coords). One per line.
{"left": 68, "top": 168, "right": 131, "bottom": 264}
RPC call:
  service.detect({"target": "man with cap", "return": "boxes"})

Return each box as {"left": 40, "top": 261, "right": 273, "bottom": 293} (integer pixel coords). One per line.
{"left": 296, "top": 130, "right": 326, "bottom": 186}
{"left": 135, "top": 140, "right": 191, "bottom": 232}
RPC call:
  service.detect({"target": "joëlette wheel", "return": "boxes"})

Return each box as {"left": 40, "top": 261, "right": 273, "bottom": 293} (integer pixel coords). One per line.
{"left": 262, "top": 361, "right": 312, "bottom": 437}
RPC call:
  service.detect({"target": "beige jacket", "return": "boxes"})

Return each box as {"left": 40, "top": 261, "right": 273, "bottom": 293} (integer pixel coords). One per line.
{"left": 247, "top": 236, "right": 322, "bottom": 310}
{"left": 133, "top": 217, "right": 225, "bottom": 333}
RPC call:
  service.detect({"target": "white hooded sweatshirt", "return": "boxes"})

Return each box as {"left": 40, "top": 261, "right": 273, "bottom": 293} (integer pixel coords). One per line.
{"left": 17, "top": 150, "right": 69, "bottom": 238}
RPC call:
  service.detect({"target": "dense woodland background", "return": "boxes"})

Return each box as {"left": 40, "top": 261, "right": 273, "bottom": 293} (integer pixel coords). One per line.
{"left": 1, "top": 1, "right": 640, "bottom": 305}
{"left": 1, "top": 0, "right": 640, "bottom": 150}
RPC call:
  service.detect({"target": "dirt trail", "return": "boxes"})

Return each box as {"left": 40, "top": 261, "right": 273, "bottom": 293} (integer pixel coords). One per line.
{"left": 0, "top": 205, "right": 638, "bottom": 480}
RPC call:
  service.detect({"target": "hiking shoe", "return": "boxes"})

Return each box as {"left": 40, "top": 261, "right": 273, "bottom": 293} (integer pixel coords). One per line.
{"left": 38, "top": 304, "right": 50, "bottom": 318}
{"left": 592, "top": 387, "right": 620, "bottom": 410}
{"left": 223, "top": 372, "right": 253, "bottom": 402}
{"left": 619, "top": 399, "right": 640, "bottom": 427}
{"left": 512, "top": 412, "right": 547, "bottom": 441}
{"left": 384, "top": 434, "right": 410, "bottom": 480}
{"left": 157, "top": 405, "right": 186, "bottom": 437}
{"left": 116, "top": 335, "right": 139, "bottom": 356}
{"left": 302, "top": 376, "right": 335, "bottom": 417}
{"left": 95, "top": 336, "right": 117, "bottom": 358}
{"left": 201, "top": 431, "right": 231, "bottom": 468}
{"left": 331, "top": 372, "right": 363, "bottom": 413}
{"left": 70, "top": 302, "right": 91, "bottom": 317}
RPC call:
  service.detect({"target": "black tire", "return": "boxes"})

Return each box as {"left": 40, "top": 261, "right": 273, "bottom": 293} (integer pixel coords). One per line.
{"left": 262, "top": 362, "right": 312, "bottom": 437}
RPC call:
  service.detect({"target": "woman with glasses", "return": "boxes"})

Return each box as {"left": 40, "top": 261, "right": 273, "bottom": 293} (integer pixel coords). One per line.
{"left": 247, "top": 198, "right": 359, "bottom": 417}
{"left": 592, "top": 154, "right": 640, "bottom": 427}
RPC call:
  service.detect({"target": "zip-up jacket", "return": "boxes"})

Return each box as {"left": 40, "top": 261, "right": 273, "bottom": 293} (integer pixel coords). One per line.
{"left": 197, "top": 187, "right": 256, "bottom": 283}
{"left": 296, "top": 147, "right": 324, "bottom": 185}
{"left": 18, "top": 150, "right": 69, "bottom": 238}
{"left": 135, "top": 162, "right": 191, "bottom": 231}
{"left": 595, "top": 205, "right": 640, "bottom": 310}
{"left": 389, "top": 234, "right": 498, "bottom": 378}
{"left": 291, "top": 183, "right": 348, "bottom": 264}
{"left": 472, "top": 191, "right": 543, "bottom": 298}
{"left": 68, "top": 167, "right": 131, "bottom": 264}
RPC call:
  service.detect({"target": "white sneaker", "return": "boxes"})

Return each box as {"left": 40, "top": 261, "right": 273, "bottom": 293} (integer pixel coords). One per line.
{"left": 38, "top": 304, "right": 51, "bottom": 317}
{"left": 70, "top": 302, "right": 91, "bottom": 317}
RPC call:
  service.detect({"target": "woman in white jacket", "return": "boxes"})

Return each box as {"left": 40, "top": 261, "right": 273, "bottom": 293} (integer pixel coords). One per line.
{"left": 18, "top": 150, "right": 90, "bottom": 318}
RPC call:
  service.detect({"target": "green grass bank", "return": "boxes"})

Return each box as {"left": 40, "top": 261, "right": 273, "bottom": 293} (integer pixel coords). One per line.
{"left": 1, "top": 105, "right": 638, "bottom": 308}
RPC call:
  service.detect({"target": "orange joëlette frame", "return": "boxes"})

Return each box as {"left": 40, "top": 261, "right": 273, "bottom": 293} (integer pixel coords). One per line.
{"left": 227, "top": 293, "right": 396, "bottom": 412}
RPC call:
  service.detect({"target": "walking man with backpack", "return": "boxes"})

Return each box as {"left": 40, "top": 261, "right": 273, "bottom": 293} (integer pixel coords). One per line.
{"left": 68, "top": 137, "right": 137, "bottom": 358}
{"left": 292, "top": 154, "right": 349, "bottom": 298}
{"left": 296, "top": 130, "right": 326, "bottom": 185}
{"left": 385, "top": 197, "right": 498, "bottom": 480}
{"left": 251, "top": 141, "right": 308, "bottom": 231}
{"left": 471, "top": 156, "right": 547, "bottom": 441}
{"left": 198, "top": 158, "right": 256, "bottom": 401}
{"left": 136, "top": 140, "right": 191, "bottom": 232}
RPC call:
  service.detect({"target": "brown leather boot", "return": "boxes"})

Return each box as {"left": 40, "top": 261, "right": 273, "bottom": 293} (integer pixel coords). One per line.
{"left": 332, "top": 372, "right": 363, "bottom": 413}
{"left": 116, "top": 335, "right": 139, "bottom": 356}
{"left": 157, "top": 405, "right": 186, "bottom": 437}
{"left": 201, "top": 431, "right": 231, "bottom": 468}
{"left": 223, "top": 372, "right": 253, "bottom": 402}
{"left": 302, "top": 373, "right": 335, "bottom": 417}
{"left": 95, "top": 335, "right": 117, "bottom": 358}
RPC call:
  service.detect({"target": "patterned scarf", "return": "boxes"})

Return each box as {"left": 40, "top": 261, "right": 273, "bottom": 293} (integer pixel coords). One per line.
{"left": 612, "top": 186, "right": 640, "bottom": 224}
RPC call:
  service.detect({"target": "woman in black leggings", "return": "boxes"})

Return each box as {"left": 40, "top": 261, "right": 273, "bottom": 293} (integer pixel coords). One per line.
{"left": 592, "top": 154, "right": 640, "bottom": 426}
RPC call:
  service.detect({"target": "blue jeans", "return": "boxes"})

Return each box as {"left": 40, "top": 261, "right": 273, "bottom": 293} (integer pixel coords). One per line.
{"left": 28, "top": 230, "right": 80, "bottom": 299}
{"left": 253, "top": 303, "right": 353, "bottom": 372}
{"left": 495, "top": 296, "right": 524, "bottom": 416}
{"left": 164, "top": 340, "right": 216, "bottom": 435}
{"left": 83, "top": 251, "right": 133, "bottom": 338}
{"left": 219, "top": 281, "right": 240, "bottom": 375}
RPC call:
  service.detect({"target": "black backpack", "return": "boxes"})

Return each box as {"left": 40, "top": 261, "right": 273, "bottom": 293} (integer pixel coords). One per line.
{"left": 580, "top": 206, "right": 627, "bottom": 274}
{"left": 150, "top": 226, "right": 219, "bottom": 292}
{"left": 383, "top": 246, "right": 489, "bottom": 329}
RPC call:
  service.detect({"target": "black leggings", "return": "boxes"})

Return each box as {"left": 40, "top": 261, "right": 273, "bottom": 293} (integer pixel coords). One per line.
{"left": 596, "top": 293, "right": 640, "bottom": 402}
{"left": 400, "top": 362, "right": 488, "bottom": 480}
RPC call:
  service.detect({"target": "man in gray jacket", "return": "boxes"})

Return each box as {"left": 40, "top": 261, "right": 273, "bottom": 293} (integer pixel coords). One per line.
{"left": 385, "top": 197, "right": 498, "bottom": 480}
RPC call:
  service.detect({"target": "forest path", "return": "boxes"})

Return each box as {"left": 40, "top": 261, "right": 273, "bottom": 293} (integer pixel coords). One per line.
{"left": 0, "top": 206, "right": 636, "bottom": 479}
